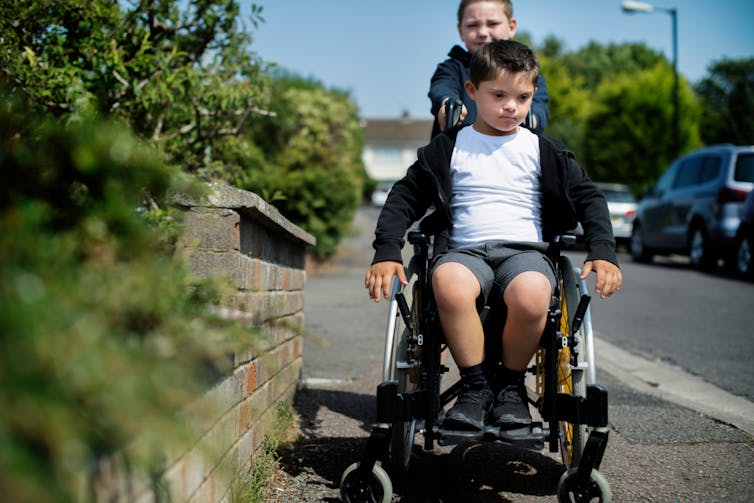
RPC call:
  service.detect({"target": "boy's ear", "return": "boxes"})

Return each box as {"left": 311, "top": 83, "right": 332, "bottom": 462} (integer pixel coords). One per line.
{"left": 508, "top": 17, "right": 517, "bottom": 37}
{"left": 457, "top": 23, "right": 463, "bottom": 40}
{"left": 464, "top": 80, "right": 476, "bottom": 100}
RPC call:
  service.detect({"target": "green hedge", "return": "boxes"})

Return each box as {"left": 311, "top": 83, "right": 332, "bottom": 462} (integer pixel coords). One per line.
{"left": 0, "top": 91, "right": 250, "bottom": 501}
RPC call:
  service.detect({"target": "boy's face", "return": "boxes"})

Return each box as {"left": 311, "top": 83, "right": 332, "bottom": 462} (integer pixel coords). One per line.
{"left": 464, "top": 70, "right": 535, "bottom": 136}
{"left": 458, "top": 1, "right": 517, "bottom": 54}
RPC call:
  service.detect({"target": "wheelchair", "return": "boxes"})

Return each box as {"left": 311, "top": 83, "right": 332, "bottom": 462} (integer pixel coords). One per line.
{"left": 339, "top": 229, "right": 612, "bottom": 503}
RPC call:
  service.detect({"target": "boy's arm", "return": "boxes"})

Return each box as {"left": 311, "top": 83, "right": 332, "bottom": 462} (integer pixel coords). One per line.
{"left": 429, "top": 59, "right": 463, "bottom": 117}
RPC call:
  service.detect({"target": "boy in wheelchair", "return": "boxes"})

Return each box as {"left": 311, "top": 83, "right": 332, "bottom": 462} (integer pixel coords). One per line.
{"left": 365, "top": 39, "right": 622, "bottom": 433}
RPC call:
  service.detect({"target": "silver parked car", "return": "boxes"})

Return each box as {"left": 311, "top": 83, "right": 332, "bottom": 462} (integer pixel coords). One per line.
{"left": 571, "top": 182, "right": 637, "bottom": 245}
{"left": 630, "top": 144, "right": 754, "bottom": 269}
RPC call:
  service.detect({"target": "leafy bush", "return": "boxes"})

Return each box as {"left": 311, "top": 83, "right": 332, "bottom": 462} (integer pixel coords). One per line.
{"left": 238, "top": 74, "right": 367, "bottom": 257}
{"left": 0, "top": 89, "right": 251, "bottom": 501}
{"left": 1, "top": 0, "right": 366, "bottom": 258}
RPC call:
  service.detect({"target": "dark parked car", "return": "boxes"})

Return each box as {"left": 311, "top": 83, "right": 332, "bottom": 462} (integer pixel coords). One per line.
{"left": 630, "top": 144, "right": 754, "bottom": 268}
{"left": 734, "top": 190, "right": 754, "bottom": 277}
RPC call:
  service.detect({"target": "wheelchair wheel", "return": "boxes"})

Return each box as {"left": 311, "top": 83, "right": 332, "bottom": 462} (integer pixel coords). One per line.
{"left": 557, "top": 256, "right": 588, "bottom": 468}
{"left": 340, "top": 462, "right": 393, "bottom": 503}
{"left": 557, "top": 467, "right": 612, "bottom": 503}
{"left": 388, "top": 262, "right": 422, "bottom": 477}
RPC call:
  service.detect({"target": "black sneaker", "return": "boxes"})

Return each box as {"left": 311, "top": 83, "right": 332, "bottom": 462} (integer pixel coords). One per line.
{"left": 443, "top": 384, "right": 494, "bottom": 431}
{"left": 491, "top": 381, "right": 532, "bottom": 428}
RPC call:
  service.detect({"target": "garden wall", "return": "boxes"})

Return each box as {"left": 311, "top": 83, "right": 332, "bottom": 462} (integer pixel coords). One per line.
{"left": 93, "top": 183, "right": 314, "bottom": 501}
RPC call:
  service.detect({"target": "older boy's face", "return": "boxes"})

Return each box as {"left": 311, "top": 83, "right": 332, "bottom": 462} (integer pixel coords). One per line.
{"left": 458, "top": 1, "right": 517, "bottom": 54}
{"left": 464, "top": 70, "right": 535, "bottom": 136}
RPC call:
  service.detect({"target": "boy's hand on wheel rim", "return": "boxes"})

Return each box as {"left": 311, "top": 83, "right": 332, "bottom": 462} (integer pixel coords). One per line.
{"left": 365, "top": 261, "right": 406, "bottom": 302}
{"left": 581, "top": 259, "right": 622, "bottom": 299}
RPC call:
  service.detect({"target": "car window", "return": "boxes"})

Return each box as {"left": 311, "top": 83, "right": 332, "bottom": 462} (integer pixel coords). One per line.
{"left": 734, "top": 153, "right": 754, "bottom": 183}
{"left": 652, "top": 161, "right": 679, "bottom": 196}
{"left": 672, "top": 157, "right": 703, "bottom": 189}
{"left": 601, "top": 189, "right": 636, "bottom": 203}
{"left": 699, "top": 155, "right": 722, "bottom": 184}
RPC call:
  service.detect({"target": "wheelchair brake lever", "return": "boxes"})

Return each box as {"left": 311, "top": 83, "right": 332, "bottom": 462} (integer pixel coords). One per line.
{"left": 571, "top": 294, "right": 591, "bottom": 336}
{"left": 395, "top": 292, "right": 414, "bottom": 332}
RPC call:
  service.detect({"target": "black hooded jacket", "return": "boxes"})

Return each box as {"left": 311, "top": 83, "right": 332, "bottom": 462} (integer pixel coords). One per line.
{"left": 371, "top": 126, "right": 618, "bottom": 267}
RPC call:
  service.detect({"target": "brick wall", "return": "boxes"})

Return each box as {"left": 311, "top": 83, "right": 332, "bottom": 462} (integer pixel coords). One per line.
{"left": 92, "top": 183, "right": 314, "bottom": 502}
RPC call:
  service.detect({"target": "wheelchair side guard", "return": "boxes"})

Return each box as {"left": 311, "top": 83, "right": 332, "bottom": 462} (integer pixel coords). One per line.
{"left": 555, "top": 384, "right": 609, "bottom": 427}
{"left": 376, "top": 381, "right": 427, "bottom": 423}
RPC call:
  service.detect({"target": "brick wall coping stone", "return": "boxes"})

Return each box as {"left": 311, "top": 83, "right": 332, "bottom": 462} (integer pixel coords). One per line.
{"left": 173, "top": 182, "right": 316, "bottom": 247}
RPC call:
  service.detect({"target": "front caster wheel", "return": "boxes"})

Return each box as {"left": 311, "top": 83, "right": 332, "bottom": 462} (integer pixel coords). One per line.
{"left": 557, "top": 467, "right": 611, "bottom": 503}
{"left": 340, "top": 462, "right": 393, "bottom": 503}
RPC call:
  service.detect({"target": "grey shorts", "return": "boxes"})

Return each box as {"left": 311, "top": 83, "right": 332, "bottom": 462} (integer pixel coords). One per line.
{"left": 432, "top": 241, "right": 557, "bottom": 306}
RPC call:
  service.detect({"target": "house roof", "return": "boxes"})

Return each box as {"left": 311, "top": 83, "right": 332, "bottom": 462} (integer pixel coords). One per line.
{"left": 362, "top": 116, "right": 434, "bottom": 145}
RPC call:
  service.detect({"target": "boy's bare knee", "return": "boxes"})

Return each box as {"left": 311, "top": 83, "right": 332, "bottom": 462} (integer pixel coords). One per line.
{"left": 432, "top": 263, "right": 480, "bottom": 308}
{"left": 504, "top": 271, "right": 552, "bottom": 318}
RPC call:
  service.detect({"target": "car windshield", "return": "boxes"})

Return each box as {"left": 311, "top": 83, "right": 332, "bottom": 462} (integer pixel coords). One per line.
{"left": 735, "top": 153, "right": 754, "bottom": 183}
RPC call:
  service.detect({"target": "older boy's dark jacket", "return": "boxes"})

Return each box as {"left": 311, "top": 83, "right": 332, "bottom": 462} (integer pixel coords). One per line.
{"left": 372, "top": 126, "right": 618, "bottom": 267}
{"left": 429, "top": 45, "right": 550, "bottom": 137}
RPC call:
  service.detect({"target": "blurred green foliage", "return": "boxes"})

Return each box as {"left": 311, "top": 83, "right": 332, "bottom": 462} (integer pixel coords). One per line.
{"left": 0, "top": 0, "right": 367, "bottom": 258}
{"left": 238, "top": 72, "right": 367, "bottom": 256}
{"left": 532, "top": 34, "right": 752, "bottom": 195}
{"left": 0, "top": 87, "right": 252, "bottom": 501}
{"left": 695, "top": 58, "right": 754, "bottom": 146}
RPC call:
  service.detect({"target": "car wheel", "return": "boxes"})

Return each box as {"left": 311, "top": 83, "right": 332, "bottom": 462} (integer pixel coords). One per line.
{"left": 735, "top": 233, "right": 754, "bottom": 277}
{"left": 689, "top": 226, "right": 714, "bottom": 269}
{"left": 630, "top": 225, "right": 652, "bottom": 263}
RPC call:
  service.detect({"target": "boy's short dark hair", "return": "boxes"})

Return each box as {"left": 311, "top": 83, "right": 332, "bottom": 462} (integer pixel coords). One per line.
{"left": 457, "top": 0, "right": 513, "bottom": 24}
{"left": 468, "top": 39, "right": 540, "bottom": 88}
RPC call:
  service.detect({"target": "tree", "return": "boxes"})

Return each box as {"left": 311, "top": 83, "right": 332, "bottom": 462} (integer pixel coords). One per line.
{"left": 240, "top": 73, "right": 367, "bottom": 257}
{"left": 695, "top": 58, "right": 754, "bottom": 145}
{"left": 1, "top": 1, "right": 368, "bottom": 258}
{"left": 582, "top": 63, "right": 701, "bottom": 193}
{"left": 0, "top": 0, "right": 270, "bottom": 177}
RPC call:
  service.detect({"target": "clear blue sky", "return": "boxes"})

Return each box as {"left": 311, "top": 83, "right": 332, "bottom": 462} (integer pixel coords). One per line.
{"left": 246, "top": 0, "right": 754, "bottom": 119}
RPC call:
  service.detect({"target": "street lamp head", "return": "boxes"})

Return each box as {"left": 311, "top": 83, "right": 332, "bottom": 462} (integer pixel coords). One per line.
{"left": 621, "top": 0, "right": 655, "bottom": 13}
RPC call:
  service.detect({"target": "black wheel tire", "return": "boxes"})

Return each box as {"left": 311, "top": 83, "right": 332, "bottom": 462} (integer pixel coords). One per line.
{"left": 735, "top": 234, "right": 754, "bottom": 277}
{"left": 630, "top": 225, "right": 652, "bottom": 263}
{"left": 388, "top": 272, "right": 421, "bottom": 478}
{"left": 689, "top": 226, "right": 714, "bottom": 269}
{"left": 340, "top": 462, "right": 393, "bottom": 503}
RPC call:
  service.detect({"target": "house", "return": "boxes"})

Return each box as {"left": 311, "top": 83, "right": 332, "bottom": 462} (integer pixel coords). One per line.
{"left": 361, "top": 112, "right": 434, "bottom": 182}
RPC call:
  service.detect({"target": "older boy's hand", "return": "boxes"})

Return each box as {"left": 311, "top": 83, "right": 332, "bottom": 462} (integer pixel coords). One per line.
{"left": 437, "top": 98, "right": 468, "bottom": 131}
{"left": 580, "top": 260, "right": 622, "bottom": 299}
{"left": 365, "top": 261, "right": 407, "bottom": 302}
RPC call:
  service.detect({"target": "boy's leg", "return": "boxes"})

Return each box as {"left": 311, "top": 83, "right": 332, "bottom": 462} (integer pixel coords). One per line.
{"left": 501, "top": 271, "right": 552, "bottom": 371}
{"left": 489, "top": 249, "right": 556, "bottom": 428}
{"left": 432, "top": 262, "right": 485, "bottom": 368}
{"left": 432, "top": 257, "right": 494, "bottom": 431}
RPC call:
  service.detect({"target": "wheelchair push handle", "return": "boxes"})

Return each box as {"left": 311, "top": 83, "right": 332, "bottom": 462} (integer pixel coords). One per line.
{"left": 444, "top": 97, "right": 464, "bottom": 130}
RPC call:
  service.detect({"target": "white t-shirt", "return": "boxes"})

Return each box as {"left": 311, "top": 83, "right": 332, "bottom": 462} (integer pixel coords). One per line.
{"left": 448, "top": 126, "right": 542, "bottom": 249}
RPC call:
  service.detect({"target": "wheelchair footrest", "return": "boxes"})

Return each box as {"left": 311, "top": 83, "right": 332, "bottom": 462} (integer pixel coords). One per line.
{"left": 434, "top": 422, "right": 545, "bottom": 450}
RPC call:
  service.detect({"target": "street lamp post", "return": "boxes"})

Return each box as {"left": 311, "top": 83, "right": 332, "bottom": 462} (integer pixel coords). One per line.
{"left": 621, "top": 0, "right": 679, "bottom": 157}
